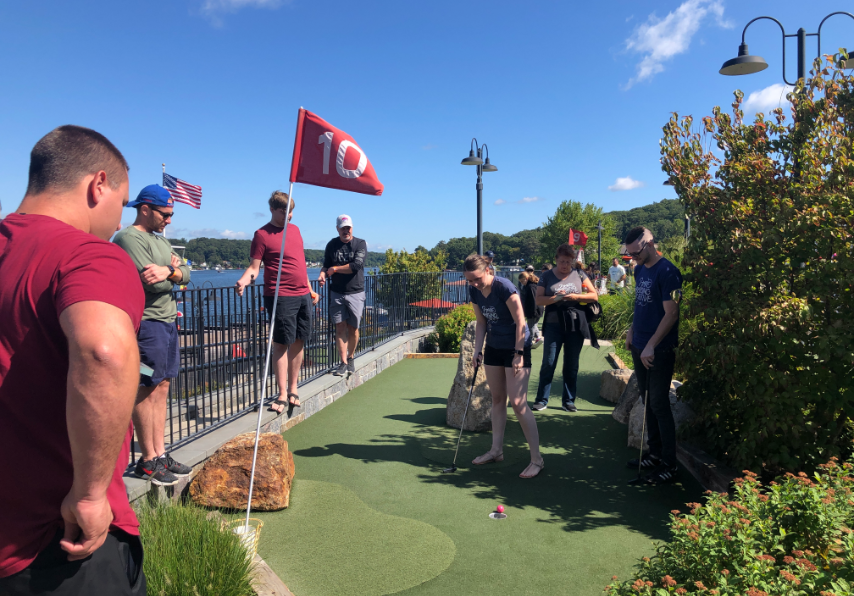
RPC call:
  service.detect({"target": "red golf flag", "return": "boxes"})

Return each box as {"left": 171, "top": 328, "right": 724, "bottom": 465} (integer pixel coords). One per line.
{"left": 289, "top": 108, "right": 384, "bottom": 195}
{"left": 568, "top": 229, "right": 588, "bottom": 246}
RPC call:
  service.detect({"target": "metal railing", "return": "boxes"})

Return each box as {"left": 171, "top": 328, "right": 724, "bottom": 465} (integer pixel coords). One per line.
{"left": 140, "top": 271, "right": 478, "bottom": 458}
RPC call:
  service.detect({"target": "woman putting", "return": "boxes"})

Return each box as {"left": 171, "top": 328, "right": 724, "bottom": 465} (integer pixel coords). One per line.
{"left": 531, "top": 243, "right": 599, "bottom": 412}
{"left": 465, "top": 254, "right": 544, "bottom": 479}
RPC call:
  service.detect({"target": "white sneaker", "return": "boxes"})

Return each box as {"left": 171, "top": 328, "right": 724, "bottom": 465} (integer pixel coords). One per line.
{"left": 531, "top": 337, "right": 544, "bottom": 350}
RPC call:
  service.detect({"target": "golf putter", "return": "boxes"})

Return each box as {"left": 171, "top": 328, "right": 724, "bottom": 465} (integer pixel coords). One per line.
{"left": 442, "top": 359, "right": 481, "bottom": 473}
{"left": 628, "top": 366, "right": 651, "bottom": 486}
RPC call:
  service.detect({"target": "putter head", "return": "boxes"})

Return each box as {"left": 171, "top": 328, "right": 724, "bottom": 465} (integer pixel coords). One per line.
{"left": 628, "top": 475, "right": 647, "bottom": 486}
{"left": 441, "top": 465, "right": 457, "bottom": 474}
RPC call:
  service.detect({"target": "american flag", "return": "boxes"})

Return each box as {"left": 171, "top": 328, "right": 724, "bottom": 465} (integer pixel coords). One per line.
{"left": 163, "top": 173, "right": 202, "bottom": 209}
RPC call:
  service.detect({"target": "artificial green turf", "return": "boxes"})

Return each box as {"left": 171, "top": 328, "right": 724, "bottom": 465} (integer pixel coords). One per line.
{"left": 256, "top": 347, "right": 703, "bottom": 596}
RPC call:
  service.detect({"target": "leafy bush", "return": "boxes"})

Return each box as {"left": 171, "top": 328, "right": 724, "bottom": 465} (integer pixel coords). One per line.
{"left": 137, "top": 503, "right": 254, "bottom": 596}
{"left": 661, "top": 57, "right": 854, "bottom": 473}
{"left": 434, "top": 304, "right": 475, "bottom": 353}
{"left": 423, "top": 331, "right": 440, "bottom": 353}
{"left": 607, "top": 456, "right": 854, "bottom": 596}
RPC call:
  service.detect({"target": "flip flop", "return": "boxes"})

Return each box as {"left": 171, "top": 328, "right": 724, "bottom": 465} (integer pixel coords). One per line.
{"left": 268, "top": 398, "right": 288, "bottom": 415}
{"left": 287, "top": 392, "right": 301, "bottom": 408}
{"left": 520, "top": 459, "right": 545, "bottom": 479}
{"left": 472, "top": 452, "right": 504, "bottom": 465}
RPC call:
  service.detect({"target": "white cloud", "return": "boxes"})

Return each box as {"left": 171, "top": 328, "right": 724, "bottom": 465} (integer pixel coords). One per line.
{"left": 221, "top": 229, "right": 247, "bottom": 239}
{"left": 202, "top": 0, "right": 284, "bottom": 13}
{"left": 422, "top": 144, "right": 437, "bottom": 150}
{"left": 517, "top": 196, "right": 541, "bottom": 204}
{"left": 625, "top": 0, "right": 732, "bottom": 87}
{"left": 253, "top": 211, "right": 265, "bottom": 218}
{"left": 742, "top": 84, "right": 794, "bottom": 115}
{"left": 494, "top": 199, "right": 506, "bottom": 205}
{"left": 608, "top": 177, "right": 645, "bottom": 191}
{"left": 367, "top": 243, "right": 394, "bottom": 252}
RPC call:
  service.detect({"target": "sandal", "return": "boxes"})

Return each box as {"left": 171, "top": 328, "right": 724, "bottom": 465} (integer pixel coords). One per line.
{"left": 472, "top": 451, "right": 504, "bottom": 465}
{"left": 268, "top": 398, "right": 288, "bottom": 415}
{"left": 520, "top": 459, "right": 545, "bottom": 479}
{"left": 287, "top": 392, "right": 301, "bottom": 408}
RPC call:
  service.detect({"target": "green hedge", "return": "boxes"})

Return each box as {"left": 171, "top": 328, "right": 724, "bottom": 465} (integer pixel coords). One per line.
{"left": 606, "top": 456, "right": 854, "bottom": 595}
{"left": 434, "top": 304, "right": 475, "bottom": 353}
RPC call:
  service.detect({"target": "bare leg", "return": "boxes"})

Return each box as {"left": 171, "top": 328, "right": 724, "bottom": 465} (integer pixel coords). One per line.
{"left": 335, "top": 321, "right": 349, "bottom": 364}
{"left": 133, "top": 379, "right": 170, "bottom": 461}
{"left": 472, "top": 364, "right": 508, "bottom": 464}
{"left": 505, "top": 367, "right": 543, "bottom": 478}
{"left": 271, "top": 342, "right": 288, "bottom": 413}
{"left": 347, "top": 324, "right": 359, "bottom": 361}
{"left": 287, "top": 339, "right": 304, "bottom": 405}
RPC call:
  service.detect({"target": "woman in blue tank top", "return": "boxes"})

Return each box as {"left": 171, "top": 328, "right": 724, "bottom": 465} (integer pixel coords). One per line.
{"left": 465, "top": 254, "right": 543, "bottom": 479}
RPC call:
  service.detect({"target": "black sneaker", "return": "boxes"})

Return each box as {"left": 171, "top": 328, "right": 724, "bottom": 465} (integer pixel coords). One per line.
{"left": 627, "top": 452, "right": 661, "bottom": 470}
{"left": 135, "top": 457, "right": 180, "bottom": 486}
{"left": 531, "top": 401, "right": 548, "bottom": 411}
{"left": 347, "top": 360, "right": 355, "bottom": 375}
{"left": 562, "top": 402, "right": 578, "bottom": 412}
{"left": 333, "top": 362, "right": 348, "bottom": 376}
{"left": 161, "top": 453, "right": 192, "bottom": 477}
{"left": 643, "top": 465, "right": 679, "bottom": 485}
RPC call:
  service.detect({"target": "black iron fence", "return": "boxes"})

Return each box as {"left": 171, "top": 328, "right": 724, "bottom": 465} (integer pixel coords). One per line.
{"left": 144, "top": 270, "right": 488, "bottom": 457}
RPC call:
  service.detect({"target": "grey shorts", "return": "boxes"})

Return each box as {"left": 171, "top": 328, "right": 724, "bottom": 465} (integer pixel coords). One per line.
{"left": 330, "top": 291, "right": 365, "bottom": 328}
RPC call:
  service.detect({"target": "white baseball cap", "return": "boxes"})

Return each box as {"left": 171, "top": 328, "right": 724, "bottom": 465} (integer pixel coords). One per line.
{"left": 336, "top": 214, "right": 353, "bottom": 228}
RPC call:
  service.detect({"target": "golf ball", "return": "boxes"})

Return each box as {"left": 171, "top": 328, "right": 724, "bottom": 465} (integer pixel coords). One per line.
{"left": 496, "top": 505, "right": 505, "bottom": 514}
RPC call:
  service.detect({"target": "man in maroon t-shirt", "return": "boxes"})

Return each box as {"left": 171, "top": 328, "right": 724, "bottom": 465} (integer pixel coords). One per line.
{"left": 235, "top": 191, "right": 318, "bottom": 414}
{"left": 0, "top": 126, "right": 146, "bottom": 594}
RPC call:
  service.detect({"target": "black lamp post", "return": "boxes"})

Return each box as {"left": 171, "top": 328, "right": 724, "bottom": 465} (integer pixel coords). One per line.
{"left": 596, "top": 220, "right": 604, "bottom": 277}
{"left": 719, "top": 12, "right": 854, "bottom": 83}
{"left": 461, "top": 138, "right": 497, "bottom": 256}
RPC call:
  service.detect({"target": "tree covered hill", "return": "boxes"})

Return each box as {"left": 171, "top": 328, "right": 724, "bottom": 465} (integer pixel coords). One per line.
{"left": 607, "top": 198, "right": 684, "bottom": 242}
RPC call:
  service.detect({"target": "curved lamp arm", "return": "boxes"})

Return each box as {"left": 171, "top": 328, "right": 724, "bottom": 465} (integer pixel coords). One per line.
{"left": 741, "top": 16, "right": 795, "bottom": 85}
{"left": 481, "top": 144, "right": 489, "bottom": 161}
{"left": 817, "top": 12, "right": 854, "bottom": 58}
{"left": 470, "top": 138, "right": 479, "bottom": 154}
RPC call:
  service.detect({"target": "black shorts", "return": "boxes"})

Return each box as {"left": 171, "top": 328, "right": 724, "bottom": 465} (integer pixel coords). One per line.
{"left": 483, "top": 344, "right": 532, "bottom": 368}
{"left": 264, "top": 294, "right": 311, "bottom": 346}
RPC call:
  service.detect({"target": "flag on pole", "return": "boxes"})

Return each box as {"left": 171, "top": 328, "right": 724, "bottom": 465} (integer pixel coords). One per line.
{"left": 289, "top": 109, "right": 383, "bottom": 195}
{"left": 163, "top": 172, "right": 202, "bottom": 209}
{"left": 568, "top": 229, "right": 588, "bottom": 246}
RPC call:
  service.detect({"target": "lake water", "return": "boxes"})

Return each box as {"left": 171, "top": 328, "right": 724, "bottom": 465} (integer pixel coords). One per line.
{"left": 184, "top": 267, "right": 379, "bottom": 289}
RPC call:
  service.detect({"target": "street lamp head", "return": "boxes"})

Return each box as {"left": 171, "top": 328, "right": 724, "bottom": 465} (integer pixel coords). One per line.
{"left": 720, "top": 43, "right": 768, "bottom": 76}
{"left": 482, "top": 157, "right": 497, "bottom": 172}
{"left": 461, "top": 150, "right": 483, "bottom": 166}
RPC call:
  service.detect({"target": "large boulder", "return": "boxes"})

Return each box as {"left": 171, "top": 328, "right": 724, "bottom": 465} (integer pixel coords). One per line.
{"left": 612, "top": 372, "right": 640, "bottom": 424}
{"left": 627, "top": 382, "right": 695, "bottom": 449}
{"left": 600, "top": 369, "right": 633, "bottom": 404}
{"left": 447, "top": 321, "right": 497, "bottom": 431}
{"left": 190, "top": 432, "right": 295, "bottom": 511}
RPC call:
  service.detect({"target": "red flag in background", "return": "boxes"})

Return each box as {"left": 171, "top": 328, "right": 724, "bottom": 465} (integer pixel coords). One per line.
{"left": 568, "top": 229, "right": 588, "bottom": 246}
{"left": 289, "top": 109, "right": 384, "bottom": 195}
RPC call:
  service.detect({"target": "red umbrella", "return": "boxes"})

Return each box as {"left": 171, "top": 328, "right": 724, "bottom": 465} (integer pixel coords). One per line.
{"left": 409, "top": 299, "right": 458, "bottom": 308}
{"left": 445, "top": 279, "right": 468, "bottom": 286}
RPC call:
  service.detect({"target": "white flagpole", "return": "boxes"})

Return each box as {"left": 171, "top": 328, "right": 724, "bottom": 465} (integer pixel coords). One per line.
{"left": 162, "top": 163, "right": 167, "bottom": 240}
{"left": 244, "top": 181, "right": 294, "bottom": 528}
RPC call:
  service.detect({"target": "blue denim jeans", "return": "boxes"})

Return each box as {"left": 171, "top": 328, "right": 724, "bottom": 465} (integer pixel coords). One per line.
{"left": 534, "top": 320, "right": 584, "bottom": 405}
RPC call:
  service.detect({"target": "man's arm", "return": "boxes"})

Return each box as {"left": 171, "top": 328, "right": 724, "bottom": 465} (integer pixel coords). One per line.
{"left": 59, "top": 301, "right": 140, "bottom": 561}
{"left": 235, "top": 259, "right": 263, "bottom": 296}
{"left": 170, "top": 251, "right": 191, "bottom": 284}
{"left": 639, "top": 301, "right": 679, "bottom": 368}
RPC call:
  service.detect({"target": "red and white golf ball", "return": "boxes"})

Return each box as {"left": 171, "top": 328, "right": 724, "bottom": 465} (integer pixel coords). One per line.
{"left": 496, "top": 505, "right": 505, "bottom": 514}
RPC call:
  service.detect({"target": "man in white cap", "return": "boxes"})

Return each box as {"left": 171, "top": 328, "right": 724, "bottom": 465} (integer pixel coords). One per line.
{"left": 319, "top": 215, "right": 368, "bottom": 377}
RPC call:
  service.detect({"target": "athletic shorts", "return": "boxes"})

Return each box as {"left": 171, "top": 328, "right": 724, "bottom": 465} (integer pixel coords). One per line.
{"left": 138, "top": 319, "right": 180, "bottom": 387}
{"left": 264, "top": 294, "right": 312, "bottom": 346}
{"left": 330, "top": 291, "right": 366, "bottom": 328}
{"left": 483, "top": 344, "right": 532, "bottom": 368}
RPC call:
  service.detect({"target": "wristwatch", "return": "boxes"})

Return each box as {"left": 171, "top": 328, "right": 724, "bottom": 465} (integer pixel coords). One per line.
{"left": 514, "top": 349, "right": 524, "bottom": 356}
{"left": 167, "top": 265, "right": 176, "bottom": 276}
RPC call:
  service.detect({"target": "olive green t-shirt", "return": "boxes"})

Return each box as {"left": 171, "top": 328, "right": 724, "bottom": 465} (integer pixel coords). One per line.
{"left": 112, "top": 226, "right": 190, "bottom": 322}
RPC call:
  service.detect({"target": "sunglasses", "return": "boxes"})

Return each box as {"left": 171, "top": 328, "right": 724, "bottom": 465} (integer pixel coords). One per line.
{"left": 626, "top": 240, "right": 647, "bottom": 258}
{"left": 151, "top": 208, "right": 174, "bottom": 219}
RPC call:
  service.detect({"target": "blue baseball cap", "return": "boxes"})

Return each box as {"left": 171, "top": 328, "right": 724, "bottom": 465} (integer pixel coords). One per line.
{"left": 127, "top": 184, "right": 174, "bottom": 209}
{"left": 484, "top": 250, "right": 495, "bottom": 258}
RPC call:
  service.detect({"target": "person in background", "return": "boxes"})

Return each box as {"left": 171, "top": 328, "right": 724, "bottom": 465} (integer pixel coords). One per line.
{"left": 624, "top": 226, "right": 683, "bottom": 484}
{"left": 466, "top": 254, "right": 543, "bottom": 478}
{"left": 318, "top": 214, "right": 367, "bottom": 377}
{"left": 0, "top": 125, "right": 146, "bottom": 593}
{"left": 114, "top": 184, "right": 192, "bottom": 487}
{"left": 627, "top": 258, "right": 637, "bottom": 286}
{"left": 531, "top": 243, "right": 599, "bottom": 413}
{"left": 608, "top": 257, "right": 627, "bottom": 294}
{"left": 235, "top": 192, "right": 319, "bottom": 414}
{"left": 525, "top": 264, "right": 535, "bottom": 274}
{"left": 518, "top": 272, "right": 544, "bottom": 349}
{"left": 483, "top": 250, "right": 496, "bottom": 274}
{"left": 541, "top": 263, "right": 552, "bottom": 274}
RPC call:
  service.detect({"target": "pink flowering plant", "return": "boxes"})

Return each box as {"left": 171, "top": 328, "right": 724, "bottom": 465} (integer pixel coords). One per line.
{"left": 605, "top": 457, "right": 854, "bottom": 595}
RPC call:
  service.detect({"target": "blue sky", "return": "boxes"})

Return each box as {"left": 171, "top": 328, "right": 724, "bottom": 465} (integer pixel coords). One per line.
{"left": 1, "top": 1, "right": 851, "bottom": 251}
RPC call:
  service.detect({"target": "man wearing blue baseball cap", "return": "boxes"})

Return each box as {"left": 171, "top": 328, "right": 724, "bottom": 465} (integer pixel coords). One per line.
{"left": 114, "top": 184, "right": 192, "bottom": 486}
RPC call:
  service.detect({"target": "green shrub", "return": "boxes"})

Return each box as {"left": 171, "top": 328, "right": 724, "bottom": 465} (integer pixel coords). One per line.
{"left": 606, "top": 456, "right": 854, "bottom": 596}
{"left": 423, "top": 331, "right": 440, "bottom": 353}
{"left": 661, "top": 57, "right": 854, "bottom": 473}
{"left": 593, "top": 290, "right": 636, "bottom": 341}
{"left": 137, "top": 503, "right": 254, "bottom": 596}
{"left": 435, "top": 304, "right": 475, "bottom": 353}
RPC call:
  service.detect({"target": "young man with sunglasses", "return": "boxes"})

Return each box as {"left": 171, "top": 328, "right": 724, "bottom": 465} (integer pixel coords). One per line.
{"left": 114, "top": 185, "right": 192, "bottom": 486}
{"left": 623, "top": 227, "right": 682, "bottom": 485}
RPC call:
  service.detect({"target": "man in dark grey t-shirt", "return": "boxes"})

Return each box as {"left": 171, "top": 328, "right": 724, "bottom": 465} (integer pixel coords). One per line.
{"left": 319, "top": 214, "right": 367, "bottom": 377}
